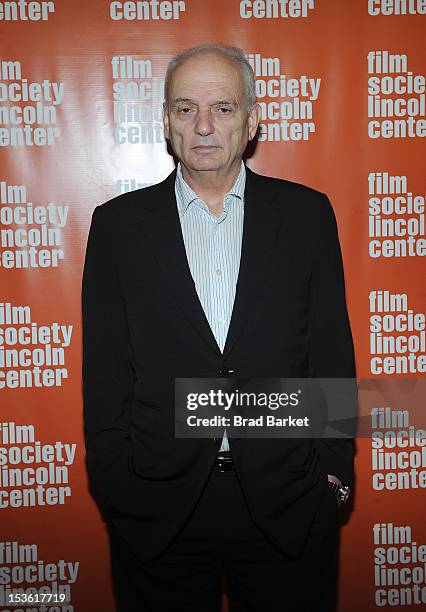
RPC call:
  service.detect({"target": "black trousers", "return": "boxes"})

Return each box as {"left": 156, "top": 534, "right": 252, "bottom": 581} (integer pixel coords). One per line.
{"left": 108, "top": 466, "right": 340, "bottom": 612}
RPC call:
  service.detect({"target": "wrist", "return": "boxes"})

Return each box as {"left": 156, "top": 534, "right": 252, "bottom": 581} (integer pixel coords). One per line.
{"left": 327, "top": 474, "right": 341, "bottom": 485}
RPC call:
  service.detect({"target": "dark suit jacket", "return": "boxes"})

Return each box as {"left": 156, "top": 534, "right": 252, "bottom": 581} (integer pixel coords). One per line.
{"left": 82, "top": 166, "right": 356, "bottom": 563}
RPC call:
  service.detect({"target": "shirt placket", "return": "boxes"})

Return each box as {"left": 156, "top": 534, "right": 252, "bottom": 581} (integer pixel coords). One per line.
{"left": 211, "top": 198, "right": 231, "bottom": 451}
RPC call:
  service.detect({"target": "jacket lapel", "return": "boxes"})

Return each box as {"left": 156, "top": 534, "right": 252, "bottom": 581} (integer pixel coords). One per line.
{"left": 141, "top": 170, "right": 222, "bottom": 358}
{"left": 222, "top": 167, "right": 283, "bottom": 360}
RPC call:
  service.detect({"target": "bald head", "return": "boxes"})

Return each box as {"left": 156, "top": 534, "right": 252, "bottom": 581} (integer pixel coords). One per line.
{"left": 164, "top": 44, "right": 256, "bottom": 111}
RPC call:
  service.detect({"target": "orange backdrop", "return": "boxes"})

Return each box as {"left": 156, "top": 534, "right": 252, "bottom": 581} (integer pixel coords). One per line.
{"left": 1, "top": 1, "right": 425, "bottom": 610}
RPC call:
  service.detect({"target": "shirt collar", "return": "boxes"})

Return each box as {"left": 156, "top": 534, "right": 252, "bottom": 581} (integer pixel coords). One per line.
{"left": 175, "top": 161, "right": 246, "bottom": 216}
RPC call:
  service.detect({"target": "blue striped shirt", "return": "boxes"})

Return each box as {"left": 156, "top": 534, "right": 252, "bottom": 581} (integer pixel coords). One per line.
{"left": 175, "top": 162, "right": 246, "bottom": 452}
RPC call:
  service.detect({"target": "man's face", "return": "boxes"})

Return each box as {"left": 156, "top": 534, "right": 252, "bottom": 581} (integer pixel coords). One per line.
{"left": 163, "top": 52, "right": 260, "bottom": 177}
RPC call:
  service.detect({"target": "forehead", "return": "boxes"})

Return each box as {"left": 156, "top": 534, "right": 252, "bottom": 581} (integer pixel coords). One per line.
{"left": 168, "top": 52, "right": 244, "bottom": 101}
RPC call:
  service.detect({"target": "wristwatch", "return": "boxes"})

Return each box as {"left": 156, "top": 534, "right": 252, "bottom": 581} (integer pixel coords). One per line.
{"left": 328, "top": 480, "right": 350, "bottom": 503}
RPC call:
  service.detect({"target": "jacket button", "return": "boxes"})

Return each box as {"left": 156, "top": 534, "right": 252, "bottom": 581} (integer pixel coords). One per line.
{"left": 219, "top": 366, "right": 235, "bottom": 377}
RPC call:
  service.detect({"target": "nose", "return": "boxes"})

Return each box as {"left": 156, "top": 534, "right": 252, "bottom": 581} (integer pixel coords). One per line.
{"left": 194, "top": 108, "right": 215, "bottom": 136}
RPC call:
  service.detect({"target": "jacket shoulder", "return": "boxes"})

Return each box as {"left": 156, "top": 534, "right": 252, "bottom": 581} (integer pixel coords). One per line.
{"left": 248, "top": 168, "right": 334, "bottom": 220}
{"left": 249, "top": 168, "right": 324, "bottom": 198}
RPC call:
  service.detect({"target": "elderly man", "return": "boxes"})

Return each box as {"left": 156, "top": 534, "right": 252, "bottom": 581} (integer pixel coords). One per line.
{"left": 82, "top": 44, "right": 355, "bottom": 611}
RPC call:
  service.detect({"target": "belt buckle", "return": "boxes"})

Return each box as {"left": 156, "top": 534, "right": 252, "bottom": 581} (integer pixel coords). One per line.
{"left": 217, "top": 452, "right": 234, "bottom": 472}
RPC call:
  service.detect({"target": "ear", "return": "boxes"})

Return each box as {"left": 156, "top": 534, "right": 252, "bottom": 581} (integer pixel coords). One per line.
{"left": 247, "top": 103, "right": 261, "bottom": 141}
{"left": 163, "top": 102, "right": 170, "bottom": 139}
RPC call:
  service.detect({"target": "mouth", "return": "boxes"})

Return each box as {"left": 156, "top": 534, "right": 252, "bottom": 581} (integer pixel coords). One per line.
{"left": 191, "top": 145, "right": 220, "bottom": 152}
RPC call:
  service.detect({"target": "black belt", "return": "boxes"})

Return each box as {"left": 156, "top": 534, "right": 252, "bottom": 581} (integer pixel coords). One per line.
{"left": 216, "top": 451, "right": 234, "bottom": 472}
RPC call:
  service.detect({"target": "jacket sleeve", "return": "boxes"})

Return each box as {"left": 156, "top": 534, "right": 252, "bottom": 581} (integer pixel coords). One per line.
{"left": 82, "top": 205, "right": 135, "bottom": 512}
{"left": 308, "top": 194, "right": 357, "bottom": 486}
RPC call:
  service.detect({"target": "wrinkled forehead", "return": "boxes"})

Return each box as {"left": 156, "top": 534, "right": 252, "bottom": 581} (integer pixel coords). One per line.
{"left": 167, "top": 52, "right": 245, "bottom": 103}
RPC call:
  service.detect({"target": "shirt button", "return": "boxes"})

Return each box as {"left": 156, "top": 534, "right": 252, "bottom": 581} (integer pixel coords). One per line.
{"left": 215, "top": 269, "right": 222, "bottom": 276}
{"left": 219, "top": 317, "right": 226, "bottom": 325}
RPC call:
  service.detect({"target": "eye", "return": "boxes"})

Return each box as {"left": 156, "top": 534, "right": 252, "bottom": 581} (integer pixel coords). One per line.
{"left": 177, "top": 106, "right": 194, "bottom": 114}
{"left": 214, "top": 106, "right": 233, "bottom": 114}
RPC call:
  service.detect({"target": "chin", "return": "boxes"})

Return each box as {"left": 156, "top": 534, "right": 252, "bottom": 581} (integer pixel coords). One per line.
{"left": 187, "top": 157, "right": 223, "bottom": 172}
